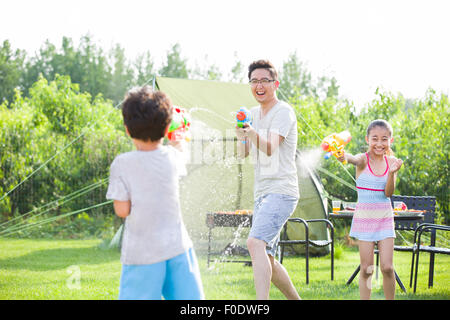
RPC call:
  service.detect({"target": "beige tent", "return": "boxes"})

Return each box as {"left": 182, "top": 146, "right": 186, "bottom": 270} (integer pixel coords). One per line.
{"left": 154, "top": 76, "right": 331, "bottom": 256}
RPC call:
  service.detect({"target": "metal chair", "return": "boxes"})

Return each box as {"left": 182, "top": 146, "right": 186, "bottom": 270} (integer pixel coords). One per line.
{"left": 389, "top": 195, "right": 436, "bottom": 289}
{"left": 412, "top": 223, "right": 450, "bottom": 293}
{"left": 278, "top": 217, "right": 334, "bottom": 284}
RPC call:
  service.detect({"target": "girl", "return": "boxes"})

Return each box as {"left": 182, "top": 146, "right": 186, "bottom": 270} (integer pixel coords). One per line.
{"left": 338, "top": 119, "right": 403, "bottom": 300}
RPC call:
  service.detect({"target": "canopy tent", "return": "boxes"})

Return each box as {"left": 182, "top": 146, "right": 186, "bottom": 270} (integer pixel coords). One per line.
{"left": 154, "top": 76, "right": 331, "bottom": 256}
{"left": 155, "top": 76, "right": 256, "bottom": 136}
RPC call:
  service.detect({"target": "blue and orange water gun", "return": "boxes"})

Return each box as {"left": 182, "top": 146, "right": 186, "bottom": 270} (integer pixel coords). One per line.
{"left": 236, "top": 107, "right": 252, "bottom": 128}
{"left": 236, "top": 107, "right": 252, "bottom": 144}
{"left": 167, "top": 106, "right": 191, "bottom": 141}
{"left": 321, "top": 130, "right": 352, "bottom": 164}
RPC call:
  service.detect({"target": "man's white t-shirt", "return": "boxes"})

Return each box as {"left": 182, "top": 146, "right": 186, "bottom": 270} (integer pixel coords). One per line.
{"left": 106, "top": 146, "right": 192, "bottom": 265}
{"left": 250, "top": 100, "right": 299, "bottom": 200}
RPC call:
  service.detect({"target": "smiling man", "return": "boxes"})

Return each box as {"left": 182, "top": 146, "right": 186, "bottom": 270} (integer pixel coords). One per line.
{"left": 236, "top": 60, "right": 300, "bottom": 300}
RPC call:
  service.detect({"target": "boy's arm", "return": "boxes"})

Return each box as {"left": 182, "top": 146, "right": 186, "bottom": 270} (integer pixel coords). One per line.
{"left": 113, "top": 200, "right": 131, "bottom": 218}
{"left": 168, "top": 139, "right": 184, "bottom": 152}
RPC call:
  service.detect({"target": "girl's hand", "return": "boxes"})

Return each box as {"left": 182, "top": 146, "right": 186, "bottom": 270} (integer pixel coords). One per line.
{"left": 389, "top": 158, "right": 403, "bottom": 174}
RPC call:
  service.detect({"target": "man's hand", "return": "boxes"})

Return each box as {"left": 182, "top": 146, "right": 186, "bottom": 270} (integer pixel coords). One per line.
{"left": 236, "top": 126, "right": 247, "bottom": 142}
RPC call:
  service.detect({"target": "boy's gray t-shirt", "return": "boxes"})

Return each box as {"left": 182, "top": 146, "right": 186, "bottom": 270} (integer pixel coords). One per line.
{"left": 106, "top": 146, "right": 192, "bottom": 265}
{"left": 250, "top": 100, "right": 299, "bottom": 200}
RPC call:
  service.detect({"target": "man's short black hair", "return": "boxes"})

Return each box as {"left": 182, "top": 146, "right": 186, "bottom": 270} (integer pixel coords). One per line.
{"left": 248, "top": 60, "right": 278, "bottom": 80}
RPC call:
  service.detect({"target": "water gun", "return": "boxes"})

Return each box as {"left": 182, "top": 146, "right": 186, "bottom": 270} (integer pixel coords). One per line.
{"left": 236, "top": 107, "right": 252, "bottom": 144}
{"left": 236, "top": 107, "right": 252, "bottom": 128}
{"left": 167, "top": 106, "right": 191, "bottom": 141}
{"left": 321, "top": 130, "right": 352, "bottom": 164}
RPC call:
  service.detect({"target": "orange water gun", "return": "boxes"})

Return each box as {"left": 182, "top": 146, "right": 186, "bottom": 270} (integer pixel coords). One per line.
{"left": 321, "top": 131, "right": 352, "bottom": 164}
{"left": 167, "top": 106, "right": 191, "bottom": 141}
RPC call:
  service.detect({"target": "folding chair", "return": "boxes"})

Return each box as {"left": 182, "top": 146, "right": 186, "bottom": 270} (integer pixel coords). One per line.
{"left": 412, "top": 223, "right": 450, "bottom": 293}
{"left": 278, "top": 217, "right": 334, "bottom": 284}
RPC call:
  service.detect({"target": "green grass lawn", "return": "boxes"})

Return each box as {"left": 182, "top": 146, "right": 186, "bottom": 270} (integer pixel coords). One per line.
{"left": 0, "top": 238, "right": 448, "bottom": 300}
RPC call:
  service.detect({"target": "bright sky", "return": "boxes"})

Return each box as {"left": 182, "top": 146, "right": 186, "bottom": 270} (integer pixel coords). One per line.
{"left": 2, "top": 0, "right": 449, "bottom": 108}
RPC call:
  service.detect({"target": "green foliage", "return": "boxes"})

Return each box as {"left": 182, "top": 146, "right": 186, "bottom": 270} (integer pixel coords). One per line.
{"left": 0, "top": 75, "right": 131, "bottom": 221}
{"left": 159, "top": 43, "right": 190, "bottom": 78}
{"left": 291, "top": 89, "right": 449, "bottom": 222}
{"left": 192, "top": 55, "right": 223, "bottom": 81}
{"left": 134, "top": 51, "right": 155, "bottom": 87}
{"left": 22, "top": 36, "right": 112, "bottom": 100}
{"left": 108, "top": 44, "right": 135, "bottom": 105}
{"left": 229, "top": 52, "right": 245, "bottom": 83}
{"left": 0, "top": 36, "right": 448, "bottom": 240}
{"left": 279, "top": 52, "right": 339, "bottom": 101}
{"left": 11, "top": 34, "right": 154, "bottom": 107}
{"left": 0, "top": 40, "right": 26, "bottom": 104}
{"left": 393, "top": 90, "right": 449, "bottom": 219}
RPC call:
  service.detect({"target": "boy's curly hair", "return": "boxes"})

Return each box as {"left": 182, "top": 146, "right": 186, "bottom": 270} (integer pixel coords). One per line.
{"left": 121, "top": 86, "right": 173, "bottom": 142}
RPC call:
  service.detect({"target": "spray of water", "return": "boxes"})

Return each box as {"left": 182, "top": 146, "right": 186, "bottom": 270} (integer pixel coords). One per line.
{"left": 190, "top": 107, "right": 235, "bottom": 125}
{"left": 298, "top": 147, "right": 324, "bottom": 177}
{"left": 207, "top": 217, "right": 250, "bottom": 272}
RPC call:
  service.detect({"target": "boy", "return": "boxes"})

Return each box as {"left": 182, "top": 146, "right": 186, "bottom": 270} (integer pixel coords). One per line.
{"left": 106, "top": 86, "right": 204, "bottom": 300}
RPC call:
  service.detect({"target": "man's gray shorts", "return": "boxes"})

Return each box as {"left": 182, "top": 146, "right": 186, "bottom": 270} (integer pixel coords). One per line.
{"left": 248, "top": 193, "right": 299, "bottom": 257}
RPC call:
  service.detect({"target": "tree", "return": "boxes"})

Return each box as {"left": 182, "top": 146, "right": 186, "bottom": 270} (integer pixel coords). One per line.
{"left": 21, "top": 40, "right": 57, "bottom": 95}
{"left": 278, "top": 52, "right": 313, "bottom": 99}
{"left": 21, "top": 35, "right": 112, "bottom": 101}
{"left": 229, "top": 52, "right": 245, "bottom": 83}
{"left": 108, "top": 44, "right": 134, "bottom": 105}
{"left": 0, "top": 75, "right": 129, "bottom": 219}
{"left": 278, "top": 52, "right": 340, "bottom": 101}
{"left": 0, "top": 40, "right": 25, "bottom": 104}
{"left": 159, "top": 43, "right": 189, "bottom": 78}
{"left": 192, "top": 55, "right": 223, "bottom": 81}
{"left": 76, "top": 35, "right": 112, "bottom": 99}
{"left": 134, "top": 51, "right": 154, "bottom": 86}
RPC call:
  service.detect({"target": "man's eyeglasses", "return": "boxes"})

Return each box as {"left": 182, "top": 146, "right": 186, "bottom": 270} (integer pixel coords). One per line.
{"left": 249, "top": 78, "right": 276, "bottom": 86}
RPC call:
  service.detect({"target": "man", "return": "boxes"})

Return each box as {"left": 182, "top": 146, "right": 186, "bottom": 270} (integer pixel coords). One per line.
{"left": 236, "top": 60, "right": 300, "bottom": 300}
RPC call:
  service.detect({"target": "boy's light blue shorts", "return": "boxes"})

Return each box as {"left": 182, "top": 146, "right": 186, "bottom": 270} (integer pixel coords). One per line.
{"left": 119, "top": 247, "right": 204, "bottom": 300}
{"left": 249, "top": 193, "right": 298, "bottom": 257}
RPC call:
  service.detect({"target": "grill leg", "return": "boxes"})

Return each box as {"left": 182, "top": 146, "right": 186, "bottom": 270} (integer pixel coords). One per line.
{"left": 207, "top": 226, "right": 212, "bottom": 268}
